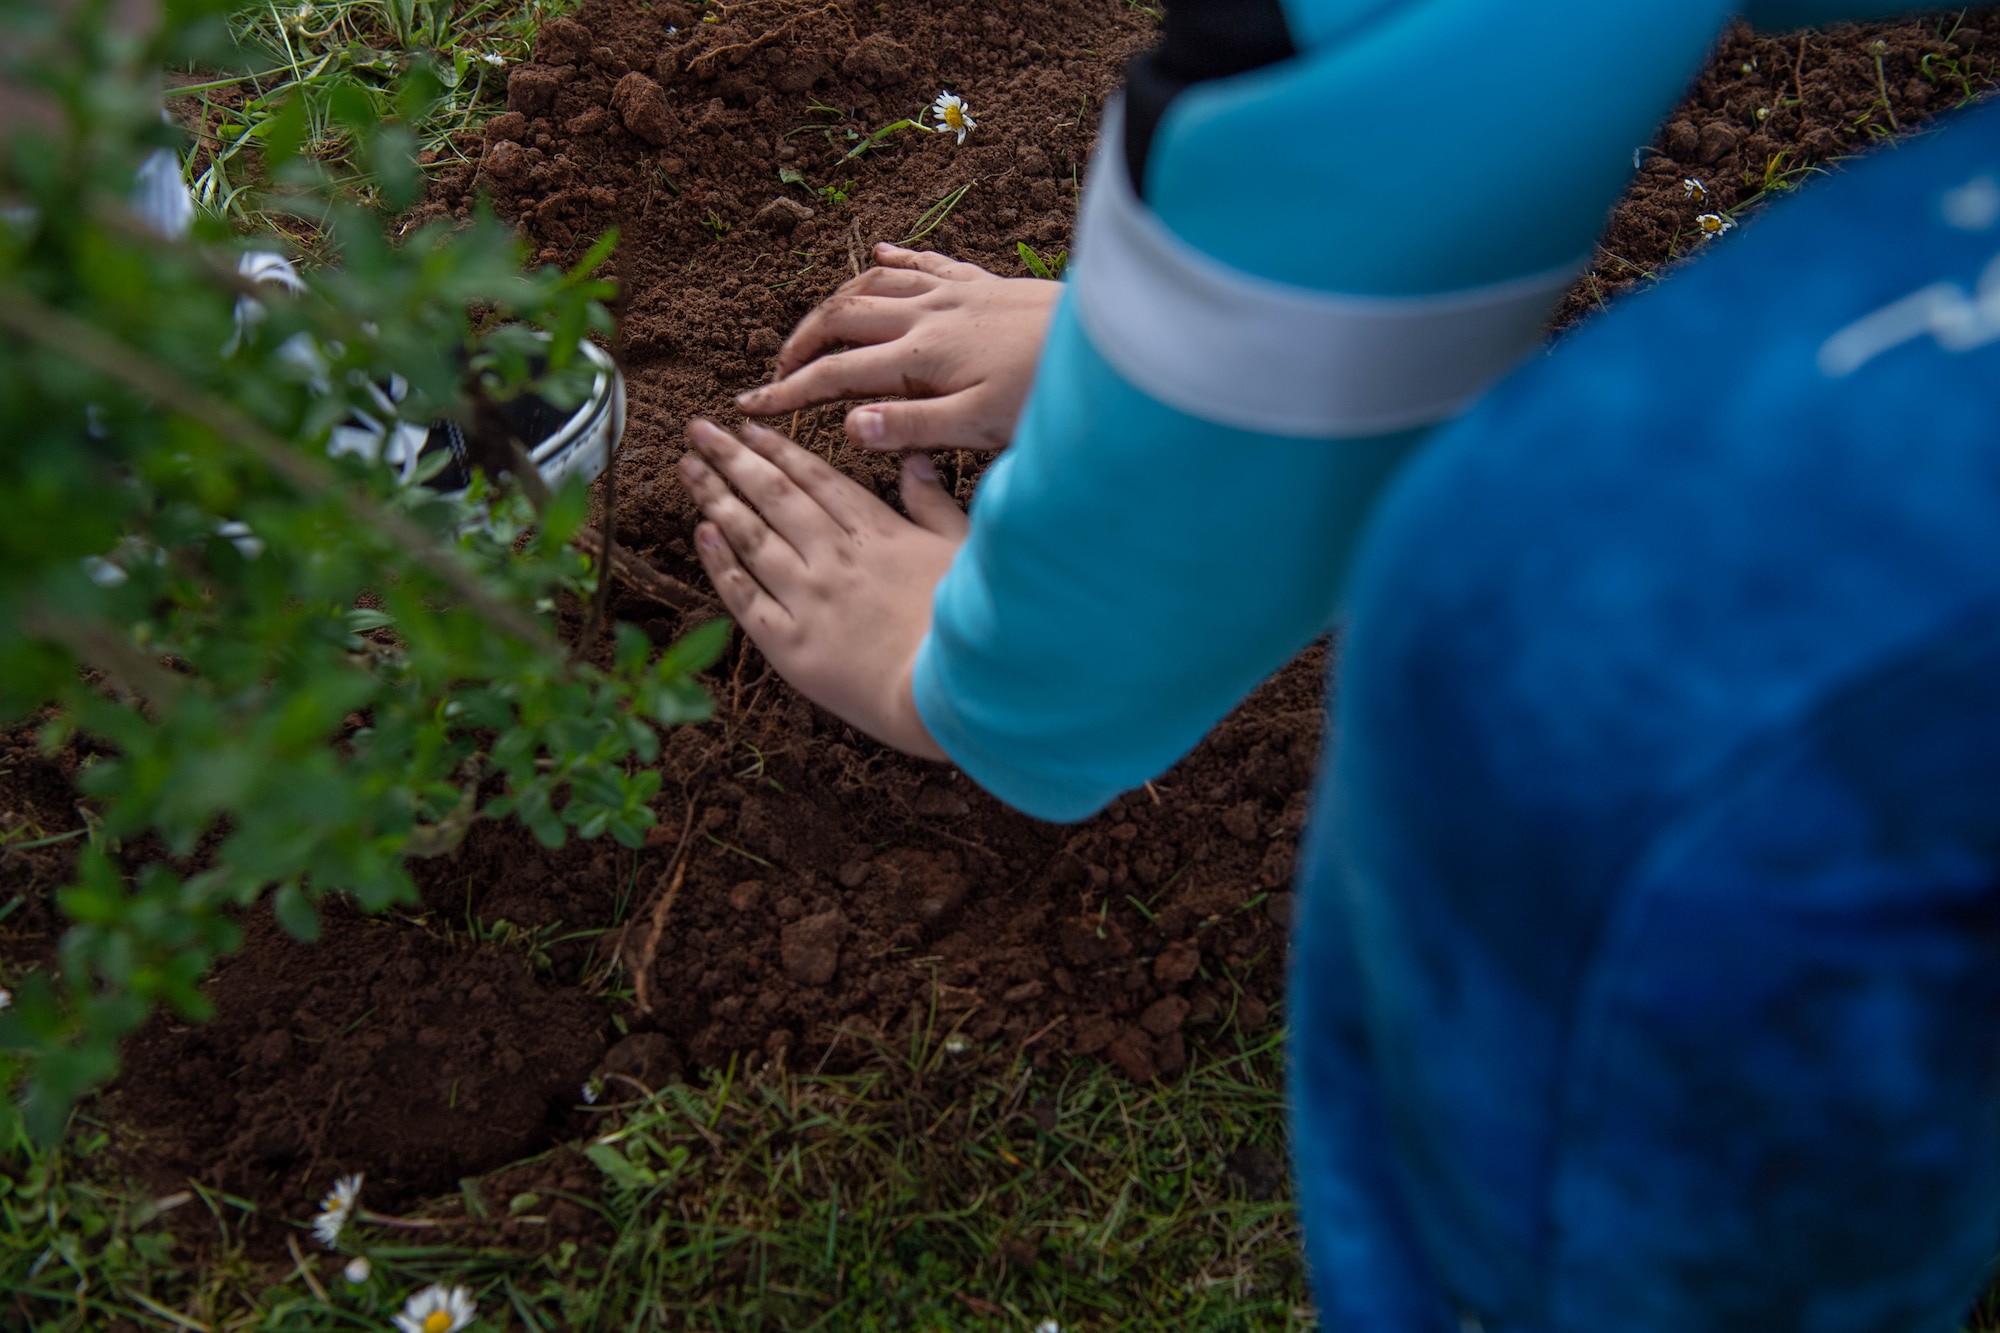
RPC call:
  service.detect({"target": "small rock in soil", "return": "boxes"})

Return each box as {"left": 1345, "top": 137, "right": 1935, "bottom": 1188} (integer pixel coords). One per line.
{"left": 1002, "top": 979, "right": 1043, "bottom": 1004}
{"left": 507, "top": 64, "right": 562, "bottom": 116}
{"left": 611, "top": 70, "right": 678, "bottom": 145}
{"left": 485, "top": 140, "right": 529, "bottom": 184}
{"left": 1106, "top": 1026, "right": 1158, "bottom": 1082}
{"left": 837, "top": 859, "right": 870, "bottom": 888}
{"left": 1138, "top": 994, "right": 1190, "bottom": 1038}
{"left": 566, "top": 105, "right": 610, "bottom": 136}
{"left": 485, "top": 111, "right": 527, "bottom": 144}
{"left": 544, "top": 16, "right": 593, "bottom": 49}
{"left": 839, "top": 32, "right": 912, "bottom": 87}
{"left": 781, "top": 909, "right": 848, "bottom": 986}
{"left": 601, "top": 1031, "right": 682, "bottom": 1091}
{"left": 754, "top": 196, "right": 814, "bottom": 235}
{"left": 1153, "top": 939, "right": 1201, "bottom": 984}
{"left": 912, "top": 783, "right": 971, "bottom": 817}
{"left": 1259, "top": 839, "right": 1296, "bottom": 887}
{"left": 727, "top": 879, "right": 764, "bottom": 912}
{"left": 1225, "top": 1145, "right": 1285, "bottom": 1201}
{"left": 1072, "top": 1012, "right": 1119, "bottom": 1055}
{"left": 1221, "top": 800, "right": 1262, "bottom": 841}
{"left": 1696, "top": 121, "right": 1740, "bottom": 164}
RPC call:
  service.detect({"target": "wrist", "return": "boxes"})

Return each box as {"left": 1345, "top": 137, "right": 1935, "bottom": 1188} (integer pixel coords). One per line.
{"left": 887, "top": 649, "right": 948, "bottom": 761}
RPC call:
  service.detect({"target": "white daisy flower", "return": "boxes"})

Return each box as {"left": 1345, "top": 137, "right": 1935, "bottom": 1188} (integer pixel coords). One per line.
{"left": 343, "top": 1256, "right": 372, "bottom": 1284}
{"left": 482, "top": 52, "right": 506, "bottom": 67}
{"left": 311, "top": 1173, "right": 362, "bottom": 1248}
{"left": 394, "top": 1283, "right": 477, "bottom": 1333}
{"left": 581, "top": 1079, "right": 600, "bottom": 1105}
{"left": 1696, "top": 212, "right": 1735, "bottom": 239}
{"left": 1682, "top": 177, "right": 1707, "bottom": 203}
{"left": 931, "top": 91, "right": 976, "bottom": 145}
{"left": 1035, "top": 1321, "right": 1062, "bottom": 1333}
{"left": 943, "top": 1033, "right": 970, "bottom": 1055}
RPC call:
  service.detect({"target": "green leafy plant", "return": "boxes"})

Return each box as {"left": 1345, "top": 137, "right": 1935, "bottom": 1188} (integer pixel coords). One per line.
{"left": 1017, "top": 239, "right": 1067, "bottom": 280}
{"left": 816, "top": 177, "right": 855, "bottom": 207}
{"left": 700, "top": 206, "right": 731, "bottom": 237}
{"left": 0, "top": 0, "right": 722, "bottom": 1142}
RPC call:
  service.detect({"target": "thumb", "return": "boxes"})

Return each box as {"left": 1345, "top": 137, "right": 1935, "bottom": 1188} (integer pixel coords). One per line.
{"left": 847, "top": 392, "right": 1003, "bottom": 452}
{"left": 900, "top": 453, "right": 970, "bottom": 539}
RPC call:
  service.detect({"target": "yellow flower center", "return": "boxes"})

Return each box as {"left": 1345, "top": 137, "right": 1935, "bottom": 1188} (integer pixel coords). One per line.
{"left": 423, "top": 1312, "right": 453, "bottom": 1333}
{"left": 943, "top": 104, "right": 966, "bottom": 130}
{"left": 1701, "top": 215, "right": 1723, "bottom": 232}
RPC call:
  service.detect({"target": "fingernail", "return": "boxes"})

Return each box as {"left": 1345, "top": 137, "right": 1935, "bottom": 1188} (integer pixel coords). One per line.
{"left": 697, "top": 526, "right": 722, "bottom": 551}
{"left": 854, "top": 407, "right": 885, "bottom": 445}
{"left": 680, "top": 453, "right": 707, "bottom": 478}
{"left": 907, "top": 453, "right": 937, "bottom": 482}
{"left": 736, "top": 388, "right": 765, "bottom": 408}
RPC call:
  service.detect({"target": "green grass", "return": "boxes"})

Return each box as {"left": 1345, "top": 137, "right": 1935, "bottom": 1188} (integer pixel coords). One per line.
{"left": 171, "top": 0, "right": 577, "bottom": 236}
{"left": 2, "top": 1031, "right": 1306, "bottom": 1331}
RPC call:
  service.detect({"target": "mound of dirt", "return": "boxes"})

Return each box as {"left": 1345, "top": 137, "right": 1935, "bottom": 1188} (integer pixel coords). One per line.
{"left": 107, "top": 903, "right": 606, "bottom": 1214}
{"left": 5, "top": 0, "right": 1996, "bottom": 1224}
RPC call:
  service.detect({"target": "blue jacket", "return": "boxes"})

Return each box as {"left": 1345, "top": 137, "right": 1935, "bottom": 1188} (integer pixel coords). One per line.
{"left": 911, "top": 0, "right": 1925, "bottom": 821}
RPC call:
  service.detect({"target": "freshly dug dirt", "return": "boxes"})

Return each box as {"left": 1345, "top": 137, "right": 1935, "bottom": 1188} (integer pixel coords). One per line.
{"left": 106, "top": 904, "right": 605, "bottom": 1213}
{"left": 5, "top": 0, "right": 1997, "bottom": 1234}
{"left": 1555, "top": 10, "right": 2000, "bottom": 325}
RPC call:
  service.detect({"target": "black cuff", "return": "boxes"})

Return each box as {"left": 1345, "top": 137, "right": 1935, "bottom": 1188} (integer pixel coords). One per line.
{"left": 1122, "top": 0, "right": 1296, "bottom": 196}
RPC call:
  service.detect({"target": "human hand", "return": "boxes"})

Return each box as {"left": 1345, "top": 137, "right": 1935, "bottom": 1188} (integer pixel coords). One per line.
{"left": 734, "top": 242, "right": 1061, "bottom": 453}
{"left": 678, "top": 418, "right": 965, "bottom": 760}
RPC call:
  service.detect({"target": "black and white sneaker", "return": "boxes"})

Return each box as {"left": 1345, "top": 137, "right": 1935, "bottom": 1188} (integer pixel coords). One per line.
{"left": 327, "top": 338, "right": 626, "bottom": 497}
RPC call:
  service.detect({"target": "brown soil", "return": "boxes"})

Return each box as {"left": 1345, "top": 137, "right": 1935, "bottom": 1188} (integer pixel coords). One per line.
{"left": 5, "top": 0, "right": 1997, "bottom": 1243}
{"left": 1556, "top": 9, "right": 2000, "bottom": 326}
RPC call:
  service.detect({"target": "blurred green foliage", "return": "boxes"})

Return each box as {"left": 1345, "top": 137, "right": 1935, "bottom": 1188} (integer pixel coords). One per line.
{"left": 0, "top": 0, "right": 718, "bottom": 1143}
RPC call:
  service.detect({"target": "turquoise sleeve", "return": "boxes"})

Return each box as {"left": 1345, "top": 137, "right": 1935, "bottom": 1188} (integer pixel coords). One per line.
{"left": 912, "top": 0, "right": 1933, "bottom": 823}
{"left": 912, "top": 295, "right": 1418, "bottom": 823}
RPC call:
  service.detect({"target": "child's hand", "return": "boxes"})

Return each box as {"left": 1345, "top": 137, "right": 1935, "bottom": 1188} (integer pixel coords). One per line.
{"left": 678, "top": 417, "right": 962, "bottom": 760}
{"left": 735, "top": 242, "right": 1061, "bottom": 453}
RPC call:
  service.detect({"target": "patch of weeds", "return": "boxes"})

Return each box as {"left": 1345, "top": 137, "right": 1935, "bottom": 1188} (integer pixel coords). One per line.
{"left": 701, "top": 209, "right": 733, "bottom": 239}
{"left": 817, "top": 179, "right": 858, "bottom": 207}
{"left": 3, "top": 1034, "right": 1309, "bottom": 1331}
{"left": 177, "top": 0, "right": 574, "bottom": 242}
{"left": 1018, "top": 240, "right": 1068, "bottom": 280}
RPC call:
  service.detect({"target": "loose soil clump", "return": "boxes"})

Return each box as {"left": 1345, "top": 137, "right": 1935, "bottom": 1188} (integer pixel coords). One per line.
{"left": 4, "top": 0, "right": 1997, "bottom": 1232}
